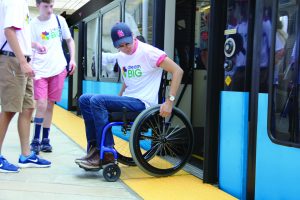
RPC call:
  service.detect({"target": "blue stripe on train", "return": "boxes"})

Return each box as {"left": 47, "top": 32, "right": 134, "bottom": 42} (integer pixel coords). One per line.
{"left": 57, "top": 80, "right": 123, "bottom": 109}
{"left": 219, "top": 91, "right": 249, "bottom": 200}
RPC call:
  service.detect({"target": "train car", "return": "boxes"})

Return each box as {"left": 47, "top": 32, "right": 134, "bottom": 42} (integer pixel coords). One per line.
{"left": 57, "top": 0, "right": 300, "bottom": 199}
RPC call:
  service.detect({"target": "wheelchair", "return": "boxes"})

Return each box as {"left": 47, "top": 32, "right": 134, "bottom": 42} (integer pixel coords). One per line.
{"left": 84, "top": 72, "right": 194, "bottom": 182}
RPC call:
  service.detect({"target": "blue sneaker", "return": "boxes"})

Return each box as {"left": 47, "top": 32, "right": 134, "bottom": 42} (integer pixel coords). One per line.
{"left": 18, "top": 153, "right": 51, "bottom": 168}
{"left": 0, "top": 156, "right": 20, "bottom": 173}
{"left": 30, "top": 138, "right": 41, "bottom": 155}
{"left": 40, "top": 138, "right": 52, "bottom": 152}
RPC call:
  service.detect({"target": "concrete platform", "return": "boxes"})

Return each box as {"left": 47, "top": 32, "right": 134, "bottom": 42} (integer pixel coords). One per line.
{"left": 0, "top": 115, "right": 140, "bottom": 200}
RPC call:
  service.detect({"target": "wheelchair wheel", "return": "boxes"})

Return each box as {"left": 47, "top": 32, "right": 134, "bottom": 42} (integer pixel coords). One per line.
{"left": 130, "top": 105, "right": 194, "bottom": 177}
{"left": 113, "top": 126, "right": 158, "bottom": 166}
{"left": 103, "top": 163, "right": 121, "bottom": 182}
{"left": 115, "top": 143, "right": 136, "bottom": 166}
{"left": 116, "top": 143, "right": 158, "bottom": 166}
{"left": 117, "top": 154, "right": 135, "bottom": 166}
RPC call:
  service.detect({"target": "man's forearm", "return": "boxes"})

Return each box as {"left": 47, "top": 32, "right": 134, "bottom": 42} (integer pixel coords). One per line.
{"left": 67, "top": 38, "right": 75, "bottom": 61}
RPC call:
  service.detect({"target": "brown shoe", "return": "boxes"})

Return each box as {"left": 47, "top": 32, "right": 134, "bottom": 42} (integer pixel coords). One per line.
{"left": 75, "top": 146, "right": 97, "bottom": 165}
{"left": 78, "top": 150, "right": 101, "bottom": 170}
{"left": 102, "top": 153, "right": 115, "bottom": 165}
{"left": 78, "top": 152, "right": 115, "bottom": 170}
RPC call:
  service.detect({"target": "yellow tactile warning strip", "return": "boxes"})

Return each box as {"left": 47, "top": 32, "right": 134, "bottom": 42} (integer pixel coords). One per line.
{"left": 52, "top": 105, "right": 236, "bottom": 200}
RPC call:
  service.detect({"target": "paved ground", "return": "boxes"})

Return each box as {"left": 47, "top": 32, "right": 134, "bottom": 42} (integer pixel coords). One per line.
{"left": 0, "top": 115, "right": 141, "bottom": 200}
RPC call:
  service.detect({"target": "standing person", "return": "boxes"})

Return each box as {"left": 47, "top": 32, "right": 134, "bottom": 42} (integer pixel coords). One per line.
{"left": 30, "top": 0, "right": 76, "bottom": 154}
{"left": 75, "top": 22, "right": 184, "bottom": 170}
{"left": 0, "top": 0, "right": 51, "bottom": 173}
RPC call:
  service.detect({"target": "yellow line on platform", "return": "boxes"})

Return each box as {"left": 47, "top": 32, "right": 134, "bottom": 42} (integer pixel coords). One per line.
{"left": 52, "top": 105, "right": 236, "bottom": 200}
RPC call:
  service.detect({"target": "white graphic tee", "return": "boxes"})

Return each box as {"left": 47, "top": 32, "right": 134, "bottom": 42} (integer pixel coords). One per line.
{"left": 30, "top": 14, "right": 71, "bottom": 79}
{"left": 117, "top": 40, "right": 166, "bottom": 108}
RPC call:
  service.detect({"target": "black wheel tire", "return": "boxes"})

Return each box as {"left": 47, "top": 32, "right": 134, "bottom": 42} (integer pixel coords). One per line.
{"left": 129, "top": 105, "right": 194, "bottom": 177}
{"left": 103, "top": 163, "right": 121, "bottom": 182}
{"left": 117, "top": 153, "right": 136, "bottom": 166}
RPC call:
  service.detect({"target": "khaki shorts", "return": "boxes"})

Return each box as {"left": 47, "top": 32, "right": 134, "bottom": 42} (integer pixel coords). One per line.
{"left": 0, "top": 55, "right": 35, "bottom": 112}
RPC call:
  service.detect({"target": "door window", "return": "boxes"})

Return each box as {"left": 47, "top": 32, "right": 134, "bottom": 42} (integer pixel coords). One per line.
{"left": 270, "top": 0, "right": 300, "bottom": 146}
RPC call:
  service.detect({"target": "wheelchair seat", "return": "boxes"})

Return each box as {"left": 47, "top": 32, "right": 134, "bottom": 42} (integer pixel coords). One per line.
{"left": 109, "top": 111, "right": 141, "bottom": 122}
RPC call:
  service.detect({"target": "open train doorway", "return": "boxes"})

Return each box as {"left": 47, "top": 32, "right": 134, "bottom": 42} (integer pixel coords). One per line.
{"left": 169, "top": 0, "right": 212, "bottom": 177}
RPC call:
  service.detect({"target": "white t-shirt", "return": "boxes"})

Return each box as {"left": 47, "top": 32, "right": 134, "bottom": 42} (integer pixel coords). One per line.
{"left": 275, "top": 32, "right": 285, "bottom": 52}
{"left": 260, "top": 19, "right": 272, "bottom": 67}
{"left": 118, "top": 40, "right": 166, "bottom": 108}
{"left": 30, "top": 14, "right": 71, "bottom": 79}
{"left": 0, "top": 0, "right": 32, "bottom": 56}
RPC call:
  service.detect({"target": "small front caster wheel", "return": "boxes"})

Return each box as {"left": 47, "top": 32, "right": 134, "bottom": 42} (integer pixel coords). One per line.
{"left": 103, "top": 163, "right": 121, "bottom": 182}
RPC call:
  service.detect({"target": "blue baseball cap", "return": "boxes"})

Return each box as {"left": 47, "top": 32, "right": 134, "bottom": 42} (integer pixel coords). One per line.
{"left": 111, "top": 22, "right": 133, "bottom": 48}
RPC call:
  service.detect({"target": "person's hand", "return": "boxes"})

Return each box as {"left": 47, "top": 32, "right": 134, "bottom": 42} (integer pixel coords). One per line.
{"left": 35, "top": 43, "right": 47, "bottom": 54}
{"left": 20, "top": 61, "right": 35, "bottom": 77}
{"left": 159, "top": 100, "right": 173, "bottom": 118}
{"left": 68, "top": 59, "right": 76, "bottom": 75}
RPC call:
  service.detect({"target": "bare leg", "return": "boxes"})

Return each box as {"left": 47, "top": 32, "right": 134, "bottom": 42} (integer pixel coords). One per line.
{"left": 43, "top": 101, "right": 54, "bottom": 128}
{"left": 18, "top": 108, "right": 34, "bottom": 156}
{"left": 0, "top": 112, "right": 16, "bottom": 154}
{"left": 35, "top": 99, "right": 48, "bottom": 119}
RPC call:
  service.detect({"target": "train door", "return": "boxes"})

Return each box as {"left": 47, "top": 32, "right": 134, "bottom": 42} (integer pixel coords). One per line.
{"left": 214, "top": 0, "right": 300, "bottom": 199}
{"left": 164, "top": 0, "right": 211, "bottom": 176}
{"left": 190, "top": 0, "right": 211, "bottom": 173}
{"left": 217, "top": 1, "right": 255, "bottom": 199}
{"left": 255, "top": 0, "right": 300, "bottom": 199}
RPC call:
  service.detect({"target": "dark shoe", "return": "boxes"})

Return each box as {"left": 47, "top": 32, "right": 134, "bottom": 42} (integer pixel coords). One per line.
{"left": 40, "top": 138, "right": 52, "bottom": 152}
{"left": 75, "top": 146, "right": 97, "bottom": 165}
{"left": 78, "top": 150, "right": 100, "bottom": 170}
{"left": 30, "top": 138, "right": 40, "bottom": 155}
{"left": 102, "top": 153, "right": 115, "bottom": 165}
{"left": 78, "top": 152, "right": 115, "bottom": 170}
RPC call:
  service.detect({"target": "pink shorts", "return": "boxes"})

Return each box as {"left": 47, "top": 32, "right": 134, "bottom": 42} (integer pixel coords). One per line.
{"left": 33, "top": 69, "right": 67, "bottom": 102}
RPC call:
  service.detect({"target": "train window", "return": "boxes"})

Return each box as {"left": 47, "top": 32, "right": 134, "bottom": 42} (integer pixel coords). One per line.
{"left": 85, "top": 18, "right": 99, "bottom": 80}
{"left": 124, "top": 0, "right": 153, "bottom": 44}
{"left": 100, "top": 6, "right": 121, "bottom": 81}
{"left": 194, "top": 0, "right": 210, "bottom": 70}
{"left": 270, "top": 0, "right": 300, "bottom": 145}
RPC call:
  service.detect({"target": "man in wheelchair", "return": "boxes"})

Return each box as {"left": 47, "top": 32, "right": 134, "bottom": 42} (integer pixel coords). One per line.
{"left": 75, "top": 22, "right": 183, "bottom": 171}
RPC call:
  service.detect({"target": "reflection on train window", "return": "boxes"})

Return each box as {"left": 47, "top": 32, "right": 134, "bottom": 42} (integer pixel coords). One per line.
{"left": 270, "top": 0, "right": 300, "bottom": 145}
{"left": 101, "top": 6, "right": 120, "bottom": 80}
{"left": 125, "top": 0, "right": 153, "bottom": 44}
{"left": 194, "top": 0, "right": 210, "bottom": 70}
{"left": 223, "top": 0, "right": 250, "bottom": 91}
{"left": 258, "top": 6, "right": 272, "bottom": 93}
{"left": 174, "top": 0, "right": 195, "bottom": 83}
{"left": 85, "top": 18, "right": 99, "bottom": 79}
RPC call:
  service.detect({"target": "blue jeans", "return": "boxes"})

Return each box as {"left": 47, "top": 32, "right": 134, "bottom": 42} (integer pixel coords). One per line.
{"left": 78, "top": 94, "right": 146, "bottom": 150}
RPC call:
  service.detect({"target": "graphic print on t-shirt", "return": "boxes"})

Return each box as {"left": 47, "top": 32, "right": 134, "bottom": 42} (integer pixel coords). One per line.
{"left": 41, "top": 28, "right": 60, "bottom": 41}
{"left": 122, "top": 65, "right": 143, "bottom": 78}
